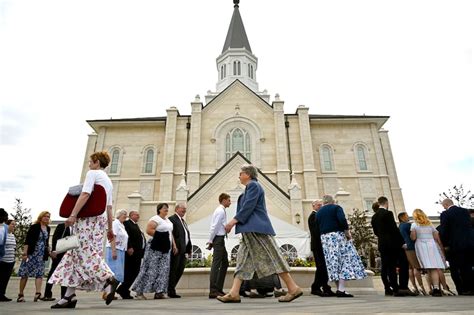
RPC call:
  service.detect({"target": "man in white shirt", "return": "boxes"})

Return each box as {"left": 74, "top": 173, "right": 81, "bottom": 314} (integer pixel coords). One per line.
{"left": 207, "top": 193, "right": 231, "bottom": 298}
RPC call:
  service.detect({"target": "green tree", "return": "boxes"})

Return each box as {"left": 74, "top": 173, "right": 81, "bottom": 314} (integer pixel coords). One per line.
{"left": 436, "top": 185, "right": 474, "bottom": 208}
{"left": 12, "top": 198, "right": 32, "bottom": 259}
{"left": 348, "top": 208, "right": 377, "bottom": 267}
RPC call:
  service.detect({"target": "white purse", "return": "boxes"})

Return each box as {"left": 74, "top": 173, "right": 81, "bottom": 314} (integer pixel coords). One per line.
{"left": 55, "top": 228, "right": 80, "bottom": 254}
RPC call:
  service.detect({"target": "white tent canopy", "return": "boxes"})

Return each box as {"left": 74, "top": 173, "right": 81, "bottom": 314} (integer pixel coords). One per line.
{"left": 188, "top": 207, "right": 311, "bottom": 260}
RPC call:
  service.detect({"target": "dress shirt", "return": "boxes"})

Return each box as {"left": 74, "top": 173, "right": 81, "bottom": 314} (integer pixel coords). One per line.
{"left": 208, "top": 205, "right": 227, "bottom": 243}
{"left": 179, "top": 216, "right": 190, "bottom": 248}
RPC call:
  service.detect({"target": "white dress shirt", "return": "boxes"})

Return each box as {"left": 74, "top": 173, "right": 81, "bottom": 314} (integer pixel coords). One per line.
{"left": 178, "top": 216, "right": 190, "bottom": 248}
{"left": 208, "top": 205, "right": 227, "bottom": 243}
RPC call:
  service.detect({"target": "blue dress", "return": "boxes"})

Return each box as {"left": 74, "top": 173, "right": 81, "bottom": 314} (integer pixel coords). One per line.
{"left": 18, "top": 229, "right": 48, "bottom": 278}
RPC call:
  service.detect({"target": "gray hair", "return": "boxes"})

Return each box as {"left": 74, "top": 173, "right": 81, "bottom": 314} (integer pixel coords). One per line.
{"left": 312, "top": 199, "right": 323, "bottom": 206}
{"left": 322, "top": 195, "right": 335, "bottom": 205}
{"left": 175, "top": 203, "right": 187, "bottom": 211}
{"left": 241, "top": 164, "right": 258, "bottom": 179}
{"left": 441, "top": 198, "right": 454, "bottom": 207}
{"left": 115, "top": 209, "right": 128, "bottom": 219}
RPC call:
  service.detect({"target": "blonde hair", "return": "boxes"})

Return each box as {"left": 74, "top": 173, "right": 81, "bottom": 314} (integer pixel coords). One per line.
{"left": 35, "top": 211, "right": 51, "bottom": 225}
{"left": 412, "top": 209, "right": 431, "bottom": 226}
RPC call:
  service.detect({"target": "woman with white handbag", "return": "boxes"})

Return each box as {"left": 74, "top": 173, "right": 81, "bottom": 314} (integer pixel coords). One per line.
{"left": 49, "top": 151, "right": 119, "bottom": 309}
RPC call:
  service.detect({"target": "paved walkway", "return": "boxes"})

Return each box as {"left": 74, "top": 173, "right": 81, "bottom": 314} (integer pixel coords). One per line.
{"left": 2, "top": 276, "right": 472, "bottom": 314}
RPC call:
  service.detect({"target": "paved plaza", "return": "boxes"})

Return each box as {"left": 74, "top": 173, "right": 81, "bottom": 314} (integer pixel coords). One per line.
{"left": 2, "top": 277, "right": 473, "bottom": 314}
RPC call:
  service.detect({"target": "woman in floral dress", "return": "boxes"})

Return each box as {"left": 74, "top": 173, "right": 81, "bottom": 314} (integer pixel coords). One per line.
{"left": 49, "top": 151, "right": 118, "bottom": 308}
{"left": 17, "top": 211, "right": 51, "bottom": 302}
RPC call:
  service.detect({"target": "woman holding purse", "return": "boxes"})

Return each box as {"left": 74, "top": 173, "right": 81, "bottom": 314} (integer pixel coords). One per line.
{"left": 49, "top": 151, "right": 119, "bottom": 308}
{"left": 131, "top": 203, "right": 177, "bottom": 299}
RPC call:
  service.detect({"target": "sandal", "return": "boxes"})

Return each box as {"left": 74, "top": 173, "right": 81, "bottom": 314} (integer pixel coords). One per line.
{"left": 34, "top": 292, "right": 42, "bottom": 302}
{"left": 278, "top": 287, "right": 304, "bottom": 302}
{"left": 17, "top": 294, "right": 25, "bottom": 303}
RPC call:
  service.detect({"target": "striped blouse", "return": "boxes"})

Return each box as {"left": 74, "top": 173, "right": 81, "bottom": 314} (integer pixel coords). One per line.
{"left": 0, "top": 233, "right": 17, "bottom": 263}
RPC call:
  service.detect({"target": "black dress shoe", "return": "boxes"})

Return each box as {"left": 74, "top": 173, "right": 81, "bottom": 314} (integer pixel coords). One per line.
{"left": 168, "top": 294, "right": 181, "bottom": 298}
{"left": 105, "top": 277, "right": 119, "bottom": 305}
{"left": 0, "top": 296, "right": 12, "bottom": 302}
{"left": 384, "top": 289, "right": 394, "bottom": 296}
{"left": 311, "top": 289, "right": 324, "bottom": 296}
{"left": 121, "top": 295, "right": 133, "bottom": 299}
{"left": 431, "top": 288, "right": 442, "bottom": 297}
{"left": 323, "top": 290, "right": 337, "bottom": 297}
{"left": 336, "top": 290, "right": 353, "bottom": 297}
{"left": 51, "top": 295, "right": 77, "bottom": 309}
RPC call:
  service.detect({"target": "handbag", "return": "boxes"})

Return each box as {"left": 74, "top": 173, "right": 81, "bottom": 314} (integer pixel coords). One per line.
{"left": 55, "top": 228, "right": 80, "bottom": 254}
{"left": 60, "top": 184, "right": 107, "bottom": 218}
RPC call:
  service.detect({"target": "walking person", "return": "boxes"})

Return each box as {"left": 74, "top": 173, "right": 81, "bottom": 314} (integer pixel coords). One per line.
{"left": 17, "top": 211, "right": 51, "bottom": 302}
{"left": 131, "top": 203, "right": 177, "bottom": 300}
{"left": 308, "top": 199, "right": 335, "bottom": 297}
{"left": 116, "top": 210, "right": 145, "bottom": 299}
{"left": 410, "top": 209, "right": 447, "bottom": 296}
{"left": 0, "top": 219, "right": 17, "bottom": 302}
{"left": 316, "top": 195, "right": 366, "bottom": 297}
{"left": 49, "top": 151, "right": 119, "bottom": 308}
{"left": 103, "top": 210, "right": 129, "bottom": 300}
{"left": 398, "top": 212, "right": 427, "bottom": 295}
{"left": 438, "top": 199, "right": 474, "bottom": 295}
{"left": 207, "top": 193, "right": 231, "bottom": 298}
{"left": 371, "top": 196, "right": 409, "bottom": 296}
{"left": 217, "top": 164, "right": 303, "bottom": 303}
{"left": 168, "top": 203, "right": 192, "bottom": 298}
{"left": 42, "top": 222, "right": 71, "bottom": 301}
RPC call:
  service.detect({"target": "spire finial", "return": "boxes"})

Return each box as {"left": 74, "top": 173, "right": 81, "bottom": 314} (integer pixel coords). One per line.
{"left": 234, "top": 0, "right": 239, "bottom": 8}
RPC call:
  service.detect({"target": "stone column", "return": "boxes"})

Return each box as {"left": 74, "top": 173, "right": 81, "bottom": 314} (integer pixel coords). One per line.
{"left": 187, "top": 95, "right": 203, "bottom": 194}
{"left": 175, "top": 174, "right": 189, "bottom": 206}
{"left": 296, "top": 105, "right": 318, "bottom": 200}
{"left": 272, "top": 95, "right": 291, "bottom": 190}
{"left": 378, "top": 129, "right": 406, "bottom": 215}
{"left": 127, "top": 191, "right": 143, "bottom": 212}
{"left": 159, "top": 106, "right": 179, "bottom": 201}
{"left": 370, "top": 124, "right": 392, "bottom": 205}
{"left": 288, "top": 176, "right": 304, "bottom": 229}
{"left": 335, "top": 188, "right": 351, "bottom": 215}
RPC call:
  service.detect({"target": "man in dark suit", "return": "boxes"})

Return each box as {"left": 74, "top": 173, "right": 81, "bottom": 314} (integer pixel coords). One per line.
{"left": 168, "top": 203, "right": 192, "bottom": 298}
{"left": 116, "top": 210, "right": 145, "bottom": 299}
{"left": 439, "top": 199, "right": 474, "bottom": 295}
{"left": 42, "top": 222, "right": 70, "bottom": 301}
{"left": 371, "top": 196, "right": 410, "bottom": 296}
{"left": 308, "top": 199, "right": 335, "bottom": 297}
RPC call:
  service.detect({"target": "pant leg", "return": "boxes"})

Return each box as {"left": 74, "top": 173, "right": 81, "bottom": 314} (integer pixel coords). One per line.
{"left": 117, "top": 253, "right": 141, "bottom": 297}
{"left": 447, "top": 255, "right": 463, "bottom": 294}
{"left": 210, "top": 236, "right": 228, "bottom": 293}
{"left": 44, "top": 258, "right": 60, "bottom": 298}
{"left": 455, "top": 249, "right": 473, "bottom": 293}
{"left": 0, "top": 261, "right": 14, "bottom": 297}
{"left": 312, "top": 248, "right": 330, "bottom": 292}
{"left": 380, "top": 248, "right": 399, "bottom": 292}
{"left": 168, "top": 253, "right": 186, "bottom": 295}
{"left": 397, "top": 248, "right": 409, "bottom": 289}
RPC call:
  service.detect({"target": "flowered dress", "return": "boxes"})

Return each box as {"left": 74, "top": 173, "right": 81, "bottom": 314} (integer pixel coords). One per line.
{"left": 49, "top": 216, "right": 114, "bottom": 291}
{"left": 18, "top": 229, "right": 48, "bottom": 278}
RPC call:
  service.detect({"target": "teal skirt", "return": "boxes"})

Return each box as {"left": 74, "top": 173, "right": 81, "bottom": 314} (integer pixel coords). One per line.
{"left": 105, "top": 248, "right": 125, "bottom": 283}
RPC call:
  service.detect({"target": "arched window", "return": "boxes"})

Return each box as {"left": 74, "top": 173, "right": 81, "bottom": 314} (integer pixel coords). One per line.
{"left": 250, "top": 65, "right": 254, "bottom": 79}
{"left": 109, "top": 148, "right": 120, "bottom": 174}
{"left": 279, "top": 244, "right": 298, "bottom": 262}
{"left": 237, "top": 61, "right": 241, "bottom": 75}
{"left": 190, "top": 245, "right": 202, "bottom": 261}
{"left": 320, "top": 145, "right": 335, "bottom": 172}
{"left": 356, "top": 145, "right": 368, "bottom": 171}
{"left": 223, "top": 64, "right": 226, "bottom": 78}
{"left": 225, "top": 128, "right": 251, "bottom": 161}
{"left": 221, "top": 65, "right": 224, "bottom": 79}
{"left": 231, "top": 245, "right": 240, "bottom": 262}
{"left": 233, "top": 61, "right": 237, "bottom": 75}
{"left": 143, "top": 148, "right": 154, "bottom": 173}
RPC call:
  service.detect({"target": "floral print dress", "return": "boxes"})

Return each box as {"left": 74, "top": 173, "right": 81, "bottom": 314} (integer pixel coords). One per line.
{"left": 18, "top": 229, "right": 48, "bottom": 278}
{"left": 49, "top": 216, "right": 114, "bottom": 291}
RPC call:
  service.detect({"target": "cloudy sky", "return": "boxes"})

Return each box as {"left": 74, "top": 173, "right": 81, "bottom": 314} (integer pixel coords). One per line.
{"left": 1, "top": 0, "right": 473, "bottom": 219}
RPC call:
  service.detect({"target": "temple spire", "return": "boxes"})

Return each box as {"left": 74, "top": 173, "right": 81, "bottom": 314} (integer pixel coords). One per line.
{"left": 222, "top": 0, "right": 252, "bottom": 53}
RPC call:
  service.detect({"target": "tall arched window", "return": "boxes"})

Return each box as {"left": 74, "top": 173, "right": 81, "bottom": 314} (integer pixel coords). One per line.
{"left": 356, "top": 145, "right": 368, "bottom": 171}
{"left": 220, "top": 65, "right": 224, "bottom": 79}
{"left": 237, "top": 61, "right": 241, "bottom": 75}
{"left": 144, "top": 148, "right": 154, "bottom": 173}
{"left": 250, "top": 65, "right": 254, "bottom": 79}
{"left": 233, "top": 61, "right": 237, "bottom": 75}
{"left": 320, "top": 145, "right": 335, "bottom": 172}
{"left": 223, "top": 64, "right": 226, "bottom": 78}
{"left": 109, "top": 149, "right": 120, "bottom": 174}
{"left": 225, "top": 128, "right": 251, "bottom": 161}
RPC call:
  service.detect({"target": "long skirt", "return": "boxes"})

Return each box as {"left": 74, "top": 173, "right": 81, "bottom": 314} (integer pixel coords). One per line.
{"left": 48, "top": 216, "right": 114, "bottom": 291}
{"left": 131, "top": 240, "right": 170, "bottom": 294}
{"left": 320, "top": 231, "right": 367, "bottom": 282}
{"left": 234, "top": 232, "right": 290, "bottom": 280}
{"left": 105, "top": 248, "right": 126, "bottom": 283}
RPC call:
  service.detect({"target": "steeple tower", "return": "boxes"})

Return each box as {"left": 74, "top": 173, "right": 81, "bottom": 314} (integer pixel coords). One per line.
{"left": 207, "top": 1, "right": 269, "bottom": 101}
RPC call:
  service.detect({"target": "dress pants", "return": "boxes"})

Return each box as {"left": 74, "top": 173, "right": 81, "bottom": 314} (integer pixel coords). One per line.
{"left": 168, "top": 253, "right": 186, "bottom": 295}
{"left": 0, "top": 261, "right": 14, "bottom": 298}
{"left": 311, "top": 248, "right": 331, "bottom": 292}
{"left": 209, "top": 236, "right": 228, "bottom": 294}
{"left": 397, "top": 248, "right": 409, "bottom": 290}
{"left": 380, "top": 248, "right": 400, "bottom": 292}
{"left": 448, "top": 249, "right": 473, "bottom": 294}
{"left": 44, "top": 257, "right": 67, "bottom": 298}
{"left": 117, "top": 252, "right": 142, "bottom": 297}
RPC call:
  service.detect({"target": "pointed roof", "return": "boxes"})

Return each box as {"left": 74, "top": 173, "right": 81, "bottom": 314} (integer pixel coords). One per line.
{"left": 222, "top": 0, "right": 252, "bottom": 53}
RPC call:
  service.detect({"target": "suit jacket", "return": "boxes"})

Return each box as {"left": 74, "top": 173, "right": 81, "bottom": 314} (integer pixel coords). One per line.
{"left": 52, "top": 223, "right": 70, "bottom": 260}
{"left": 308, "top": 211, "right": 323, "bottom": 253}
{"left": 234, "top": 179, "right": 276, "bottom": 235}
{"left": 124, "top": 219, "right": 145, "bottom": 258}
{"left": 25, "top": 223, "right": 51, "bottom": 261}
{"left": 370, "top": 207, "right": 404, "bottom": 251}
{"left": 169, "top": 214, "right": 192, "bottom": 255}
{"left": 438, "top": 206, "right": 473, "bottom": 251}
